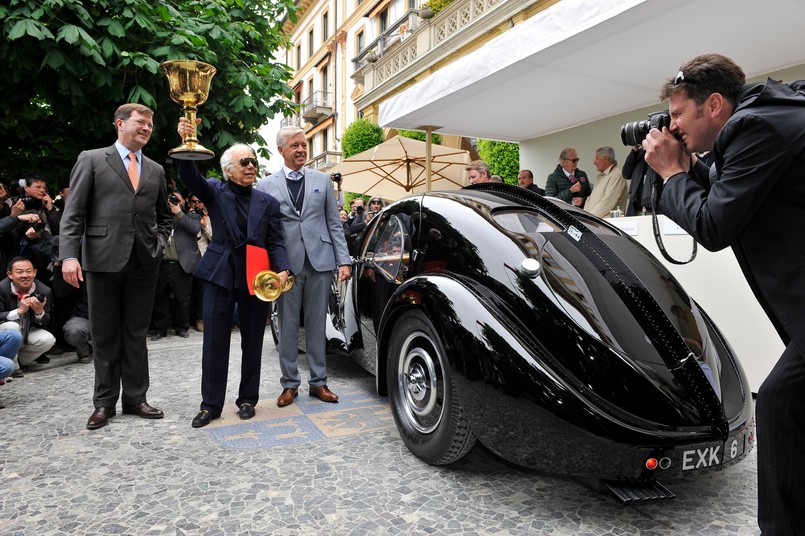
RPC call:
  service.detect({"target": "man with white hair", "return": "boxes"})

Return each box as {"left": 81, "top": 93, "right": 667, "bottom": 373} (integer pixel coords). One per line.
{"left": 584, "top": 146, "right": 628, "bottom": 217}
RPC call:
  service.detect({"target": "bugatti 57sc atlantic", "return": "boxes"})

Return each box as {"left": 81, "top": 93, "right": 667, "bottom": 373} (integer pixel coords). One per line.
{"left": 282, "top": 183, "right": 755, "bottom": 500}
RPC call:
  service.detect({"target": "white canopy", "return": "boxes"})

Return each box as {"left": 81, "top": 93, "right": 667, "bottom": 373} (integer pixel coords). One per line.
{"left": 379, "top": 0, "right": 805, "bottom": 142}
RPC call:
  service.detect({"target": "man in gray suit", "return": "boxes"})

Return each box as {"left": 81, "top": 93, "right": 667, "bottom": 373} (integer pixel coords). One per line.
{"left": 256, "top": 126, "right": 351, "bottom": 407}
{"left": 60, "top": 103, "right": 172, "bottom": 430}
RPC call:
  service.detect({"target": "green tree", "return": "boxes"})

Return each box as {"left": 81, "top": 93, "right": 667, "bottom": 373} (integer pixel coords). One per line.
{"left": 341, "top": 119, "right": 383, "bottom": 159}
{"left": 477, "top": 139, "right": 520, "bottom": 184}
{"left": 0, "top": 0, "right": 298, "bottom": 185}
{"left": 397, "top": 129, "right": 441, "bottom": 145}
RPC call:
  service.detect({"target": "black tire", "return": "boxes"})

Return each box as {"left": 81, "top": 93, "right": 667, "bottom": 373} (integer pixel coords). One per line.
{"left": 387, "top": 310, "right": 476, "bottom": 465}
{"left": 270, "top": 301, "right": 280, "bottom": 346}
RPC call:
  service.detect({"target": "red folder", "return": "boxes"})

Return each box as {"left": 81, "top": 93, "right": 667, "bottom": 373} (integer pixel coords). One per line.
{"left": 246, "top": 244, "right": 270, "bottom": 295}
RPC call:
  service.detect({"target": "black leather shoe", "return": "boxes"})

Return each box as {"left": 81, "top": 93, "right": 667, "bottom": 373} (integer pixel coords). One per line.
{"left": 238, "top": 402, "right": 256, "bottom": 420}
{"left": 35, "top": 355, "right": 51, "bottom": 364}
{"left": 176, "top": 329, "right": 189, "bottom": 338}
{"left": 150, "top": 331, "right": 168, "bottom": 341}
{"left": 87, "top": 407, "right": 116, "bottom": 430}
{"left": 122, "top": 402, "right": 164, "bottom": 419}
{"left": 192, "top": 410, "right": 219, "bottom": 428}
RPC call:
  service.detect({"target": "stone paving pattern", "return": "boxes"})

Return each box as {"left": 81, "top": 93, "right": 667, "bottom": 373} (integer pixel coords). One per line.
{"left": 0, "top": 329, "right": 760, "bottom": 535}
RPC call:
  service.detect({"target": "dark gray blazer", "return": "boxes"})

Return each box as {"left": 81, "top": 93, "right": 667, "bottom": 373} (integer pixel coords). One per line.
{"left": 59, "top": 144, "right": 172, "bottom": 272}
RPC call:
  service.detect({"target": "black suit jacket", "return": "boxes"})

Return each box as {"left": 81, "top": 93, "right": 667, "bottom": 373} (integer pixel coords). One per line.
{"left": 0, "top": 277, "right": 52, "bottom": 342}
{"left": 660, "top": 78, "right": 805, "bottom": 353}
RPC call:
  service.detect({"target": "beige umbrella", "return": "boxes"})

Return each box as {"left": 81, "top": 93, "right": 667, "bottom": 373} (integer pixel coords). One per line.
{"left": 330, "top": 135, "right": 470, "bottom": 201}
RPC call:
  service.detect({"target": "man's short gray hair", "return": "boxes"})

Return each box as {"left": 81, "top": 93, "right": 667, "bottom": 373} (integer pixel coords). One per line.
{"left": 595, "top": 146, "right": 617, "bottom": 166}
{"left": 277, "top": 126, "right": 305, "bottom": 148}
{"left": 220, "top": 143, "right": 255, "bottom": 179}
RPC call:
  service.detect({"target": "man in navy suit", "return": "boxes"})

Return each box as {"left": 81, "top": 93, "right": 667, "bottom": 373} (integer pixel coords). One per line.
{"left": 177, "top": 117, "right": 291, "bottom": 428}
{"left": 644, "top": 53, "right": 805, "bottom": 535}
{"left": 256, "top": 126, "right": 351, "bottom": 407}
{"left": 61, "top": 103, "right": 172, "bottom": 430}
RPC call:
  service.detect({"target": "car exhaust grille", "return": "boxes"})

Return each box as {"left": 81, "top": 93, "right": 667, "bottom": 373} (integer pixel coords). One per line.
{"left": 603, "top": 479, "right": 676, "bottom": 502}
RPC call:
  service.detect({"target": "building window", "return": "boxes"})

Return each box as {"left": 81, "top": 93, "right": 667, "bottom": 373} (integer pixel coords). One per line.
{"left": 409, "top": 0, "right": 416, "bottom": 8}
{"left": 322, "top": 127, "right": 329, "bottom": 153}
{"left": 357, "top": 31, "right": 364, "bottom": 53}
{"left": 308, "top": 79, "right": 314, "bottom": 100}
{"left": 322, "top": 12, "right": 329, "bottom": 41}
{"left": 309, "top": 29, "right": 314, "bottom": 58}
{"left": 296, "top": 44, "right": 302, "bottom": 69}
{"left": 321, "top": 67, "right": 328, "bottom": 95}
{"left": 379, "top": 8, "right": 388, "bottom": 34}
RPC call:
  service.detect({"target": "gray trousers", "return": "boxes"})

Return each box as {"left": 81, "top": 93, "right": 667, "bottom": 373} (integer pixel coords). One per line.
{"left": 277, "top": 261, "right": 332, "bottom": 389}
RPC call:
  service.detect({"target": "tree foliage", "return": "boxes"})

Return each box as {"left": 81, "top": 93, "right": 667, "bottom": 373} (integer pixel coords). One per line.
{"left": 0, "top": 0, "right": 298, "bottom": 185}
{"left": 477, "top": 139, "right": 520, "bottom": 184}
{"left": 397, "top": 129, "right": 441, "bottom": 145}
{"left": 341, "top": 119, "right": 383, "bottom": 159}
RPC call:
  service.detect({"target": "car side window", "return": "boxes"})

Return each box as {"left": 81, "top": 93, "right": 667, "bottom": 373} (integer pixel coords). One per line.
{"left": 363, "top": 215, "right": 410, "bottom": 283}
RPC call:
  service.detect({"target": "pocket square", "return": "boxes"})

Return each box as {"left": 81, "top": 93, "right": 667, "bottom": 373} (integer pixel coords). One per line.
{"left": 313, "top": 188, "right": 320, "bottom": 193}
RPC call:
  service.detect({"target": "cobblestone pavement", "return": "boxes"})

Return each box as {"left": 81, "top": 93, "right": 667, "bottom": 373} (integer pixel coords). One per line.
{"left": 0, "top": 329, "right": 759, "bottom": 535}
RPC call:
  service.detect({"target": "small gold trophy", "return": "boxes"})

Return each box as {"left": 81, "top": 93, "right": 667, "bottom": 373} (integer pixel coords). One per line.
{"left": 161, "top": 60, "right": 217, "bottom": 160}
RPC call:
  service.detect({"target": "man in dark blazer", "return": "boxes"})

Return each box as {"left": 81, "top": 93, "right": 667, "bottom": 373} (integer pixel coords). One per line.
{"left": 256, "top": 126, "right": 351, "bottom": 408}
{"left": 177, "top": 117, "right": 291, "bottom": 428}
{"left": 150, "top": 190, "right": 201, "bottom": 340}
{"left": 60, "top": 103, "right": 172, "bottom": 430}
{"left": 544, "top": 148, "right": 591, "bottom": 208}
{"left": 0, "top": 256, "right": 55, "bottom": 369}
{"left": 643, "top": 53, "right": 805, "bottom": 535}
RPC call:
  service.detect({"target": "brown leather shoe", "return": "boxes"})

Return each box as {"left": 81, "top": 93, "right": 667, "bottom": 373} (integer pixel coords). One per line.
{"left": 87, "top": 407, "right": 116, "bottom": 430}
{"left": 277, "top": 387, "right": 298, "bottom": 407}
{"left": 309, "top": 385, "right": 339, "bottom": 403}
{"left": 122, "top": 402, "right": 164, "bottom": 419}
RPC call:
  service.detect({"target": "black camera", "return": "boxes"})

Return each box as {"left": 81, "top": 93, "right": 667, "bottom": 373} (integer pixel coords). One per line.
{"left": 620, "top": 110, "right": 671, "bottom": 146}
{"left": 168, "top": 194, "right": 180, "bottom": 205}
{"left": 12, "top": 195, "right": 42, "bottom": 210}
{"left": 192, "top": 207, "right": 204, "bottom": 216}
{"left": 27, "top": 222, "right": 45, "bottom": 233}
{"left": 30, "top": 292, "right": 45, "bottom": 302}
{"left": 355, "top": 205, "right": 364, "bottom": 215}
{"left": 331, "top": 172, "right": 342, "bottom": 182}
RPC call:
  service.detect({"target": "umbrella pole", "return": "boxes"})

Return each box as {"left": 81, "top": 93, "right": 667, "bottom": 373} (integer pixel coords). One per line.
{"left": 426, "top": 126, "right": 433, "bottom": 192}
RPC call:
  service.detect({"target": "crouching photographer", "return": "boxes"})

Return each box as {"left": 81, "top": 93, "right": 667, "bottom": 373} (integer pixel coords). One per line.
{"left": 641, "top": 53, "right": 805, "bottom": 535}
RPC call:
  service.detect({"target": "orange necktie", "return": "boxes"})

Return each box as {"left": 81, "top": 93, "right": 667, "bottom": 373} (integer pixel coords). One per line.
{"left": 127, "top": 152, "right": 139, "bottom": 190}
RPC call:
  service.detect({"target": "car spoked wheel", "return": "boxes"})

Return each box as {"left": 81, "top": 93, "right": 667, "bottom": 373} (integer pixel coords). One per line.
{"left": 388, "top": 310, "right": 476, "bottom": 465}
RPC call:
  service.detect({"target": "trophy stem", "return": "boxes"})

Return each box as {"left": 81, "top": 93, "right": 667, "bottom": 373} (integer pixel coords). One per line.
{"left": 169, "top": 105, "right": 215, "bottom": 160}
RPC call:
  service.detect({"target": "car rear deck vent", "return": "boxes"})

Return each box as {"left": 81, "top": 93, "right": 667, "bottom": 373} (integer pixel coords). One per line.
{"left": 519, "top": 258, "right": 540, "bottom": 277}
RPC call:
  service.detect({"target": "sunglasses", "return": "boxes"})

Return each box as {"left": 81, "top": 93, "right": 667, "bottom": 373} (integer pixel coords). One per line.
{"left": 238, "top": 157, "right": 259, "bottom": 168}
{"left": 673, "top": 70, "right": 716, "bottom": 93}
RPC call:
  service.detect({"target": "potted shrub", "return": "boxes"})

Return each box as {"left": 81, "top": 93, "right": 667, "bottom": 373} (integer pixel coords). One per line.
{"left": 365, "top": 49, "right": 379, "bottom": 63}
{"left": 419, "top": 2, "right": 434, "bottom": 19}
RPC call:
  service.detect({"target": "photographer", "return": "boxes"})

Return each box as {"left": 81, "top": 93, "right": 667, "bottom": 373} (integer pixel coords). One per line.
{"left": 149, "top": 190, "right": 201, "bottom": 340}
{"left": 642, "top": 53, "right": 805, "bottom": 535}
{"left": 186, "top": 193, "right": 211, "bottom": 332}
{"left": 0, "top": 257, "right": 55, "bottom": 371}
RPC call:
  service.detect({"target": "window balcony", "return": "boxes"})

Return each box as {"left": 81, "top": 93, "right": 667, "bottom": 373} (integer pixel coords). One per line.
{"left": 306, "top": 150, "right": 343, "bottom": 171}
{"left": 280, "top": 114, "right": 305, "bottom": 128}
{"left": 301, "top": 91, "right": 333, "bottom": 123}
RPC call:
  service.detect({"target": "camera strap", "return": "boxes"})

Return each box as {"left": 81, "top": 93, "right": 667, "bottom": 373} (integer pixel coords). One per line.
{"left": 650, "top": 181, "right": 697, "bottom": 265}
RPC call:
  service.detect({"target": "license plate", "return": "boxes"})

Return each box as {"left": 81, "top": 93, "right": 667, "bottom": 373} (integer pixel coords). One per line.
{"left": 681, "top": 431, "right": 747, "bottom": 471}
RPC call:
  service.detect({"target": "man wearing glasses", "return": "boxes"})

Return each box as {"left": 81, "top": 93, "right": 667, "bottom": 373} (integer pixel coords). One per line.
{"left": 60, "top": 103, "right": 173, "bottom": 430}
{"left": 176, "top": 118, "right": 291, "bottom": 428}
{"left": 643, "top": 53, "right": 805, "bottom": 535}
{"left": 544, "top": 148, "right": 590, "bottom": 208}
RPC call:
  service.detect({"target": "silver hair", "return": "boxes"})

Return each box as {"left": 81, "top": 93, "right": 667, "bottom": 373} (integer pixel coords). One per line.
{"left": 219, "top": 143, "right": 255, "bottom": 179}
{"left": 277, "top": 126, "right": 305, "bottom": 148}
{"left": 595, "top": 146, "right": 617, "bottom": 166}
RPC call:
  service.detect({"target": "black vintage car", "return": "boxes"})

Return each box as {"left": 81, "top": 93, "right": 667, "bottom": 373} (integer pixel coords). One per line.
{"left": 295, "top": 183, "right": 754, "bottom": 500}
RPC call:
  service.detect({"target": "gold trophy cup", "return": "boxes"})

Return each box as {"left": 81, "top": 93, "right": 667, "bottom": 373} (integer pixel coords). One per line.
{"left": 253, "top": 270, "right": 295, "bottom": 302}
{"left": 161, "top": 60, "right": 217, "bottom": 160}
